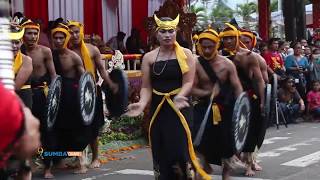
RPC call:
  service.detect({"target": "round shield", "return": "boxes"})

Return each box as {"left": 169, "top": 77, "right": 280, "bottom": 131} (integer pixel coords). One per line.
{"left": 231, "top": 92, "right": 251, "bottom": 152}
{"left": 256, "top": 84, "right": 272, "bottom": 148}
{"left": 46, "top": 75, "right": 62, "bottom": 130}
{"left": 270, "top": 74, "right": 278, "bottom": 120}
{"left": 264, "top": 84, "right": 272, "bottom": 121}
{"left": 78, "top": 72, "right": 96, "bottom": 125}
{"left": 102, "top": 69, "right": 128, "bottom": 117}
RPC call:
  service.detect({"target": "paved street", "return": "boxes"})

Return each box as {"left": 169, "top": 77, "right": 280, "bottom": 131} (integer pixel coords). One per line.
{"left": 33, "top": 122, "right": 320, "bottom": 180}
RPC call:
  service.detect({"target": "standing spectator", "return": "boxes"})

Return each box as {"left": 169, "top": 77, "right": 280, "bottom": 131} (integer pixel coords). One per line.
{"left": 106, "top": 31, "right": 126, "bottom": 53}
{"left": 126, "top": 28, "right": 144, "bottom": 54}
{"left": 304, "top": 46, "right": 312, "bottom": 61}
{"left": 300, "top": 39, "right": 308, "bottom": 49}
{"left": 263, "top": 38, "right": 286, "bottom": 77}
{"left": 278, "top": 40, "right": 289, "bottom": 60}
{"left": 309, "top": 48, "right": 320, "bottom": 82}
{"left": 285, "top": 42, "right": 309, "bottom": 99}
{"left": 278, "top": 76, "right": 305, "bottom": 124}
{"left": 307, "top": 81, "right": 320, "bottom": 121}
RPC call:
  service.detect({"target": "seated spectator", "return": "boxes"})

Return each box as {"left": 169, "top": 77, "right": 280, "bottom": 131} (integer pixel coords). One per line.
{"left": 278, "top": 76, "right": 305, "bottom": 124}
{"left": 285, "top": 42, "right": 309, "bottom": 99}
{"left": 307, "top": 81, "right": 320, "bottom": 121}
{"left": 278, "top": 40, "right": 290, "bottom": 60}
{"left": 126, "top": 28, "right": 144, "bottom": 54}
{"left": 107, "top": 31, "right": 126, "bottom": 54}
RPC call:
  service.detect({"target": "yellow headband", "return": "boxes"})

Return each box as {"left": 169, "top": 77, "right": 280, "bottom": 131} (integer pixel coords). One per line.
{"left": 68, "top": 21, "right": 84, "bottom": 41}
{"left": 21, "top": 19, "right": 40, "bottom": 31}
{"left": 51, "top": 27, "right": 71, "bottom": 48}
{"left": 198, "top": 32, "right": 220, "bottom": 44}
{"left": 219, "top": 23, "right": 240, "bottom": 53}
{"left": 9, "top": 27, "right": 25, "bottom": 40}
{"left": 197, "top": 29, "right": 220, "bottom": 60}
{"left": 219, "top": 23, "right": 240, "bottom": 38}
{"left": 240, "top": 31, "right": 257, "bottom": 48}
{"left": 154, "top": 14, "right": 179, "bottom": 31}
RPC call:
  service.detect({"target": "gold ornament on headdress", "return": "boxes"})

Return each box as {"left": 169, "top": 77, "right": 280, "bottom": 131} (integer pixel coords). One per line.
{"left": 154, "top": 14, "right": 179, "bottom": 31}
{"left": 9, "top": 26, "right": 25, "bottom": 40}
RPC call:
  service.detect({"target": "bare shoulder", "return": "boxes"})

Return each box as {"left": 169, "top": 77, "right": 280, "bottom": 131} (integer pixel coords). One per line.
{"left": 182, "top": 47, "right": 192, "bottom": 56}
{"left": 142, "top": 48, "right": 158, "bottom": 64}
{"left": 39, "top": 45, "right": 52, "bottom": 55}
{"left": 85, "top": 43, "right": 100, "bottom": 53}
{"left": 22, "top": 54, "right": 32, "bottom": 62}
{"left": 69, "top": 49, "right": 82, "bottom": 61}
{"left": 218, "top": 55, "right": 237, "bottom": 70}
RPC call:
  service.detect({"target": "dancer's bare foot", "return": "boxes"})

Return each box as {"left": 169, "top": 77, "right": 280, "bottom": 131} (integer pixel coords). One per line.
{"left": 73, "top": 165, "right": 88, "bottom": 174}
{"left": 222, "top": 166, "right": 231, "bottom": 180}
{"left": 245, "top": 166, "right": 255, "bottom": 176}
{"left": 43, "top": 169, "right": 54, "bottom": 179}
{"left": 88, "top": 159, "right": 101, "bottom": 169}
{"left": 252, "top": 162, "right": 262, "bottom": 171}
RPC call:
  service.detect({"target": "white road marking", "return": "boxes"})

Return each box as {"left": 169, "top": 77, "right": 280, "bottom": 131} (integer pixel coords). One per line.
{"left": 281, "top": 151, "right": 320, "bottom": 167}
{"left": 263, "top": 137, "right": 291, "bottom": 145}
{"left": 115, "top": 169, "right": 271, "bottom": 180}
{"left": 258, "top": 138, "right": 320, "bottom": 158}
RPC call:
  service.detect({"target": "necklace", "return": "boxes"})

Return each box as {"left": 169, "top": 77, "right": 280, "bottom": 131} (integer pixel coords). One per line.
{"left": 152, "top": 48, "right": 173, "bottom": 76}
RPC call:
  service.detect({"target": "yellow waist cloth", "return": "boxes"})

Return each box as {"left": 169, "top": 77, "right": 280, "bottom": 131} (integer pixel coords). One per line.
{"left": 33, "top": 82, "right": 49, "bottom": 97}
{"left": 20, "top": 85, "right": 31, "bottom": 90}
{"left": 212, "top": 103, "right": 222, "bottom": 125}
{"left": 149, "top": 88, "right": 211, "bottom": 180}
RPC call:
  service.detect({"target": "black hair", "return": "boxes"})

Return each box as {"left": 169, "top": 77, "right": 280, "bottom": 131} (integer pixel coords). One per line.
{"left": 268, "top": 37, "right": 280, "bottom": 47}
{"left": 290, "top": 41, "right": 301, "bottom": 49}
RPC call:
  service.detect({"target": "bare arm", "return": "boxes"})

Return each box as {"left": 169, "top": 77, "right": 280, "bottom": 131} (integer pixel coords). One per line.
{"left": 250, "top": 56, "right": 266, "bottom": 108}
{"left": 227, "top": 60, "right": 243, "bottom": 97}
{"left": 138, "top": 53, "right": 153, "bottom": 107}
{"left": 15, "top": 56, "right": 33, "bottom": 90}
{"left": 256, "top": 53, "right": 269, "bottom": 83}
{"left": 177, "top": 49, "right": 196, "bottom": 98}
{"left": 90, "top": 45, "right": 114, "bottom": 86}
{"left": 73, "top": 53, "right": 85, "bottom": 77}
{"left": 43, "top": 47, "right": 57, "bottom": 79}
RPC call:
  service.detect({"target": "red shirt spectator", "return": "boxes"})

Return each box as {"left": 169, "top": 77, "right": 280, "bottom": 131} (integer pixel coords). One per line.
{"left": 307, "top": 90, "right": 320, "bottom": 111}
{"left": 263, "top": 50, "right": 284, "bottom": 71}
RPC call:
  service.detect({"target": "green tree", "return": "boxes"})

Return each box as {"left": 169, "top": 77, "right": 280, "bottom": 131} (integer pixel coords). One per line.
{"left": 190, "top": 4, "right": 208, "bottom": 30}
{"left": 210, "top": 0, "right": 234, "bottom": 23}
{"left": 236, "top": 1, "right": 257, "bottom": 22}
{"left": 270, "top": 0, "right": 278, "bottom": 12}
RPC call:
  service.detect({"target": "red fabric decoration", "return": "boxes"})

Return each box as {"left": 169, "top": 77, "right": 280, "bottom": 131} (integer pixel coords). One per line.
{"left": 24, "top": 0, "right": 49, "bottom": 30}
{"left": 258, "top": 0, "right": 270, "bottom": 41}
{"left": 84, "top": 0, "right": 103, "bottom": 38}
{"left": 0, "top": 84, "right": 23, "bottom": 157}
{"left": 132, "top": 0, "right": 148, "bottom": 44}
{"left": 313, "top": 0, "right": 320, "bottom": 29}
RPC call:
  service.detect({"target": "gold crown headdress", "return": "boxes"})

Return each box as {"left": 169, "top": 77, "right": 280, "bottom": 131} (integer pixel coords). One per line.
{"left": 9, "top": 25, "right": 25, "bottom": 40}
{"left": 154, "top": 14, "right": 179, "bottom": 31}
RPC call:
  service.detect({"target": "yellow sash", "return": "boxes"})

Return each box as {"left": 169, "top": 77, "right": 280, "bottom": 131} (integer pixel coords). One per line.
{"left": 174, "top": 41, "right": 189, "bottom": 74}
{"left": 13, "top": 51, "right": 23, "bottom": 74}
{"left": 149, "top": 88, "right": 211, "bottom": 180}
{"left": 68, "top": 21, "right": 96, "bottom": 80}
